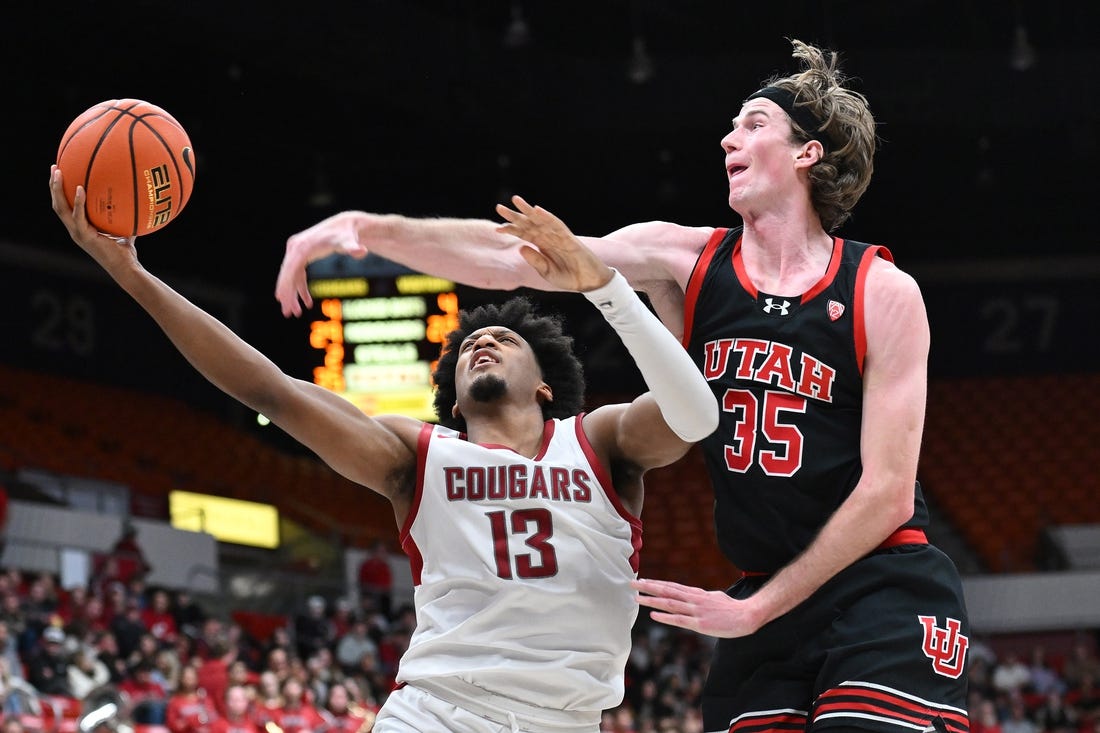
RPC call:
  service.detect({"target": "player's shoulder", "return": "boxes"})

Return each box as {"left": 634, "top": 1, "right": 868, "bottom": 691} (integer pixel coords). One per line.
{"left": 606, "top": 220, "right": 716, "bottom": 249}
{"left": 864, "top": 254, "right": 926, "bottom": 319}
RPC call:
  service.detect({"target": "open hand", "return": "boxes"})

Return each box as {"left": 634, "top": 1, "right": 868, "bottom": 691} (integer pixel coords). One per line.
{"left": 495, "top": 195, "right": 613, "bottom": 293}
{"left": 632, "top": 577, "right": 765, "bottom": 638}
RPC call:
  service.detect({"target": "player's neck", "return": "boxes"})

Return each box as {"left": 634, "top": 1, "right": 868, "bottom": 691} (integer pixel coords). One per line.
{"left": 740, "top": 211, "right": 832, "bottom": 296}
{"left": 465, "top": 407, "right": 548, "bottom": 458}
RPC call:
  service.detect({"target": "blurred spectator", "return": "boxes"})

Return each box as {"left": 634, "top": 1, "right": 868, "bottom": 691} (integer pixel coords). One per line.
{"left": 154, "top": 647, "right": 183, "bottom": 694}
{"left": 196, "top": 625, "right": 235, "bottom": 718}
{"left": 166, "top": 664, "right": 217, "bottom": 733}
{"left": 93, "top": 521, "right": 152, "bottom": 595}
{"left": 306, "top": 647, "right": 336, "bottom": 708}
{"left": 209, "top": 684, "right": 259, "bottom": 733}
{"left": 1063, "top": 640, "right": 1100, "bottom": 691}
{"left": 0, "top": 655, "right": 38, "bottom": 716}
{"left": 55, "top": 584, "right": 88, "bottom": 627}
{"left": 19, "top": 577, "right": 56, "bottom": 651}
{"left": 172, "top": 591, "right": 207, "bottom": 640}
{"left": 330, "top": 597, "right": 354, "bottom": 641}
{"left": 318, "top": 680, "right": 374, "bottom": 733}
{"left": 25, "top": 624, "right": 72, "bottom": 696}
{"left": 335, "top": 618, "right": 377, "bottom": 678}
{"left": 69, "top": 594, "right": 109, "bottom": 641}
{"left": 1001, "top": 695, "right": 1040, "bottom": 733}
{"left": 1069, "top": 672, "right": 1100, "bottom": 730}
{"left": 993, "top": 652, "right": 1032, "bottom": 696}
{"left": 1033, "top": 690, "right": 1077, "bottom": 733}
{"left": 274, "top": 676, "right": 325, "bottom": 733}
{"left": 264, "top": 646, "right": 292, "bottom": 687}
{"left": 120, "top": 659, "right": 169, "bottom": 725}
{"left": 226, "top": 659, "right": 255, "bottom": 695}
{"left": 92, "top": 629, "right": 128, "bottom": 684}
{"left": 0, "top": 595, "right": 28, "bottom": 660}
{"left": 110, "top": 598, "right": 148, "bottom": 661}
{"left": 143, "top": 589, "right": 179, "bottom": 646}
{"left": 67, "top": 644, "right": 111, "bottom": 699}
{"left": 251, "top": 670, "right": 283, "bottom": 731}
{"left": 130, "top": 632, "right": 162, "bottom": 670}
{"left": 260, "top": 626, "right": 293, "bottom": 670}
{"left": 970, "top": 697, "right": 1003, "bottom": 733}
{"left": 356, "top": 542, "right": 393, "bottom": 620}
{"left": 0, "top": 717, "right": 23, "bottom": 733}
{"left": 0, "top": 620, "right": 22, "bottom": 685}
{"left": 1027, "top": 644, "right": 1066, "bottom": 696}
{"left": 293, "top": 595, "right": 332, "bottom": 663}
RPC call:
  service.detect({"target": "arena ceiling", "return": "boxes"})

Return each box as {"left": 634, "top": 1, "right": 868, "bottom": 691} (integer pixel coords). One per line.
{"left": 5, "top": 0, "right": 1099, "bottom": 401}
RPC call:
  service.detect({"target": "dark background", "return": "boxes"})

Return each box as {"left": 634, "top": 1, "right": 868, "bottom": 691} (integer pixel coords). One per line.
{"left": 4, "top": 0, "right": 1099, "bottom": 449}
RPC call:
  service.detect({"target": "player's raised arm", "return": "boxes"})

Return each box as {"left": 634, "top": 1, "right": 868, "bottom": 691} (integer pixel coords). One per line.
{"left": 495, "top": 196, "right": 718, "bottom": 469}
{"left": 275, "top": 209, "right": 714, "bottom": 331}
{"left": 49, "top": 167, "right": 418, "bottom": 501}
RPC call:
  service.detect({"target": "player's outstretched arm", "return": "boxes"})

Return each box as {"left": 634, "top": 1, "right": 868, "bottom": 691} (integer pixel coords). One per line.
{"left": 49, "top": 166, "right": 418, "bottom": 500}
{"left": 496, "top": 196, "right": 718, "bottom": 470}
{"left": 275, "top": 209, "right": 714, "bottom": 333}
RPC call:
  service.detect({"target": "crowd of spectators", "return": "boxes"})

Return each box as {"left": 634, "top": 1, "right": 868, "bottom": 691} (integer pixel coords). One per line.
{"left": 0, "top": 563, "right": 403, "bottom": 733}
{"left": 0, "top": 557, "right": 1098, "bottom": 733}
{"left": 955, "top": 635, "right": 1100, "bottom": 733}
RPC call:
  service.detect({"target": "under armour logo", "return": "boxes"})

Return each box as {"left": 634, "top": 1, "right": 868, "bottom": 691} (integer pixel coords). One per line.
{"left": 918, "top": 615, "right": 969, "bottom": 679}
{"left": 762, "top": 298, "right": 791, "bottom": 315}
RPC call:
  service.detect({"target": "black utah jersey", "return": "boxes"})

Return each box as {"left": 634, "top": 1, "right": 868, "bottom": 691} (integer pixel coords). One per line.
{"left": 683, "top": 227, "right": 930, "bottom": 574}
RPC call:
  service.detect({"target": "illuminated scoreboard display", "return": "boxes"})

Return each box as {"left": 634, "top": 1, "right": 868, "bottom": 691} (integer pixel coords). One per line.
{"left": 306, "top": 253, "right": 458, "bottom": 421}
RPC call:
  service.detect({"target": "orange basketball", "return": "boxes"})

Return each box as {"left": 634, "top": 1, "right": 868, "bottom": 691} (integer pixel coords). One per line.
{"left": 56, "top": 99, "right": 196, "bottom": 237}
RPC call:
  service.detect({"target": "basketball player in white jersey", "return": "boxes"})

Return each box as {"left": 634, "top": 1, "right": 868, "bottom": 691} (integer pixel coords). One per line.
{"left": 49, "top": 171, "right": 718, "bottom": 733}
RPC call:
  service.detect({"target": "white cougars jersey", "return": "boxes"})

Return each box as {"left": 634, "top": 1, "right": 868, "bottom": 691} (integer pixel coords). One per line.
{"left": 397, "top": 416, "right": 643, "bottom": 714}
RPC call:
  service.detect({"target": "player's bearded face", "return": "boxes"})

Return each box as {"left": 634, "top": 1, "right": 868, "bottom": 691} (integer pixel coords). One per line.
{"left": 469, "top": 373, "right": 507, "bottom": 403}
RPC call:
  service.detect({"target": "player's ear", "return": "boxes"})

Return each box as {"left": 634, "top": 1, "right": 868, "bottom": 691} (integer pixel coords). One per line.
{"left": 451, "top": 402, "right": 461, "bottom": 419}
{"left": 795, "top": 139, "right": 824, "bottom": 167}
{"left": 536, "top": 383, "right": 553, "bottom": 405}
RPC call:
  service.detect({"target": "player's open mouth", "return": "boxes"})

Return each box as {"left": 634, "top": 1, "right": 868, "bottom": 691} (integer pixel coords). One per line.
{"left": 471, "top": 351, "right": 499, "bottom": 370}
{"left": 727, "top": 165, "right": 747, "bottom": 178}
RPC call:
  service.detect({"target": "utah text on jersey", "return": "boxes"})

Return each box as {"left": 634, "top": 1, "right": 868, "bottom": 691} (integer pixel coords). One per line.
{"left": 701, "top": 338, "right": 837, "bottom": 403}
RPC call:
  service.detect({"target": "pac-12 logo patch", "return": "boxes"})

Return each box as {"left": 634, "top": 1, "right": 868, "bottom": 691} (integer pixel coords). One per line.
{"left": 827, "top": 300, "right": 845, "bottom": 321}
{"left": 918, "top": 615, "right": 969, "bottom": 679}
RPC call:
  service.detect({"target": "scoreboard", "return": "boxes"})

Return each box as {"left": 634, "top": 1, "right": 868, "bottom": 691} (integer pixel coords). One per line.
{"left": 305, "top": 253, "right": 458, "bottom": 421}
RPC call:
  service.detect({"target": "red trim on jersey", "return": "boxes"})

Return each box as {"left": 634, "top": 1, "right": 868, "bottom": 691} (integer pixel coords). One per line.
{"left": 852, "top": 244, "right": 894, "bottom": 375}
{"left": 399, "top": 422, "right": 434, "bottom": 586}
{"left": 729, "top": 709, "right": 807, "bottom": 732}
{"left": 814, "top": 682, "right": 969, "bottom": 733}
{"left": 730, "top": 236, "right": 756, "bottom": 298}
{"left": 801, "top": 237, "right": 845, "bottom": 304}
{"left": 682, "top": 227, "right": 730, "bottom": 348}
{"left": 879, "top": 527, "right": 927, "bottom": 550}
{"left": 575, "top": 414, "right": 643, "bottom": 572}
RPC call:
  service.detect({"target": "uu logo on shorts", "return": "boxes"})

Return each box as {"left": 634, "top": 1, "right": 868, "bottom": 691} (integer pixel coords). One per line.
{"left": 918, "top": 615, "right": 969, "bottom": 679}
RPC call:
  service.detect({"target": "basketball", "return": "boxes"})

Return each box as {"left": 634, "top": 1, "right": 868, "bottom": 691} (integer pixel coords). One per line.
{"left": 56, "top": 99, "right": 196, "bottom": 237}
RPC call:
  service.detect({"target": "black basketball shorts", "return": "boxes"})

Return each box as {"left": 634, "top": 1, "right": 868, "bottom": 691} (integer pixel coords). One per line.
{"left": 701, "top": 543, "right": 970, "bottom": 733}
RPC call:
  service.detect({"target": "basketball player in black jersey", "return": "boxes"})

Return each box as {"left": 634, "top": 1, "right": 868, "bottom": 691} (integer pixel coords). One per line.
{"left": 276, "top": 39, "right": 970, "bottom": 733}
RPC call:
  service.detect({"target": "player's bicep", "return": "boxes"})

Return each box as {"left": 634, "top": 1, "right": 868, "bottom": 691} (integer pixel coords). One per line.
{"left": 860, "top": 264, "right": 929, "bottom": 510}
{"left": 584, "top": 396, "right": 694, "bottom": 473}
{"left": 262, "top": 377, "right": 418, "bottom": 497}
{"left": 583, "top": 221, "right": 713, "bottom": 290}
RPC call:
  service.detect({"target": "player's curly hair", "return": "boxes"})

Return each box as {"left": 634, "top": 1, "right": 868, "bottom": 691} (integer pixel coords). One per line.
{"left": 431, "top": 296, "right": 585, "bottom": 432}
{"left": 761, "top": 38, "right": 877, "bottom": 231}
